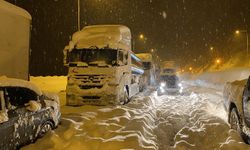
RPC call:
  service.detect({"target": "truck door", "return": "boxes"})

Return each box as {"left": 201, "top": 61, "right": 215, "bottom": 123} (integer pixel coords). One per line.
{"left": 243, "top": 76, "right": 250, "bottom": 127}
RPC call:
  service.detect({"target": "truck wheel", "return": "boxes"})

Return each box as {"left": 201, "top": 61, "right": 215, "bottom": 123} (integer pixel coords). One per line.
{"left": 229, "top": 108, "right": 241, "bottom": 132}
{"left": 38, "top": 121, "right": 53, "bottom": 138}
{"left": 121, "top": 87, "right": 129, "bottom": 105}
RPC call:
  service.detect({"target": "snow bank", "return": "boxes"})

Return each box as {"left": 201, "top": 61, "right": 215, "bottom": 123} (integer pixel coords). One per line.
{"left": 183, "top": 67, "right": 250, "bottom": 90}
{"left": 23, "top": 94, "right": 159, "bottom": 150}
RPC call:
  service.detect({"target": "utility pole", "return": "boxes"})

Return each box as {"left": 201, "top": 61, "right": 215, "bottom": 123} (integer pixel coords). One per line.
{"left": 235, "top": 30, "right": 249, "bottom": 59}
{"left": 77, "top": 0, "right": 81, "bottom": 31}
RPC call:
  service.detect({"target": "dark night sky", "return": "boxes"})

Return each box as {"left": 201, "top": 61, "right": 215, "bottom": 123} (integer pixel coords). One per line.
{"left": 7, "top": 0, "right": 250, "bottom": 75}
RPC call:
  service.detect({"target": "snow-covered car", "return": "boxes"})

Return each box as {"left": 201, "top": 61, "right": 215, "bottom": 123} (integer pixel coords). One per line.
{"left": 157, "top": 68, "right": 181, "bottom": 95}
{"left": 223, "top": 76, "right": 250, "bottom": 143}
{"left": 0, "top": 77, "right": 61, "bottom": 149}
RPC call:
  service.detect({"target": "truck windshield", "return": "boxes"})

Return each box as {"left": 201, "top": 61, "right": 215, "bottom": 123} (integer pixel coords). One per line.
{"left": 68, "top": 48, "right": 118, "bottom": 66}
{"left": 163, "top": 69, "right": 175, "bottom": 74}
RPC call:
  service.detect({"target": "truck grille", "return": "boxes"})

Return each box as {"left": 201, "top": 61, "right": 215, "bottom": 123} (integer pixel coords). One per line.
{"left": 82, "top": 96, "right": 101, "bottom": 99}
{"left": 79, "top": 85, "right": 103, "bottom": 89}
{"left": 74, "top": 74, "right": 106, "bottom": 84}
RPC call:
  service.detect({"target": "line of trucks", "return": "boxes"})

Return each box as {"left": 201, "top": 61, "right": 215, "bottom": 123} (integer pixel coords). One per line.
{"left": 0, "top": 2, "right": 169, "bottom": 148}
{"left": 3, "top": 0, "right": 250, "bottom": 147}
{"left": 0, "top": 0, "right": 180, "bottom": 107}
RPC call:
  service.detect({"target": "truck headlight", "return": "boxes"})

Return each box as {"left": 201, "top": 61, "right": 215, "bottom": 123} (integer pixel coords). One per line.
{"left": 178, "top": 83, "right": 182, "bottom": 87}
{"left": 160, "top": 82, "right": 166, "bottom": 87}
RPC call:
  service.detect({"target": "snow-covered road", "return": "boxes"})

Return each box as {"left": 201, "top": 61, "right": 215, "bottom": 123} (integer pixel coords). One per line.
{"left": 23, "top": 77, "right": 250, "bottom": 150}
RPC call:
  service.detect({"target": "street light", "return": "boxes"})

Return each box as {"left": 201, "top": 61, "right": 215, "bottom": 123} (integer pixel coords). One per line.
{"left": 210, "top": 46, "right": 214, "bottom": 51}
{"left": 139, "top": 34, "right": 144, "bottom": 40}
{"left": 215, "top": 58, "right": 221, "bottom": 65}
{"left": 235, "top": 29, "right": 249, "bottom": 59}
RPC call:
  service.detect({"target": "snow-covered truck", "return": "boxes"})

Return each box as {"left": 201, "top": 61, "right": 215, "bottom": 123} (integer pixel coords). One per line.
{"left": 63, "top": 25, "right": 144, "bottom": 106}
{"left": 136, "top": 53, "right": 156, "bottom": 88}
{"left": 223, "top": 77, "right": 250, "bottom": 143}
{"left": 0, "top": 1, "right": 31, "bottom": 80}
{"left": 158, "top": 61, "right": 180, "bottom": 95}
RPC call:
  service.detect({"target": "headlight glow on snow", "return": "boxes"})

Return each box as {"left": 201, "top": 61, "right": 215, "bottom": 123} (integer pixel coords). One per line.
{"left": 160, "top": 82, "right": 166, "bottom": 87}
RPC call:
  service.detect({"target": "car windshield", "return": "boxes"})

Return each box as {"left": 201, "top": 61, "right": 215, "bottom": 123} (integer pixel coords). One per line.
{"left": 68, "top": 48, "right": 118, "bottom": 66}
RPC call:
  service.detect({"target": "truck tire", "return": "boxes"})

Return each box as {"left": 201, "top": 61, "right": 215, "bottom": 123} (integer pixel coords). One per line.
{"left": 120, "top": 87, "right": 129, "bottom": 105}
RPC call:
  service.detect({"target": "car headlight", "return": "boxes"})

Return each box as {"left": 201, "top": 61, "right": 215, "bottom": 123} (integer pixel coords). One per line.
{"left": 178, "top": 83, "right": 182, "bottom": 87}
{"left": 160, "top": 82, "right": 166, "bottom": 87}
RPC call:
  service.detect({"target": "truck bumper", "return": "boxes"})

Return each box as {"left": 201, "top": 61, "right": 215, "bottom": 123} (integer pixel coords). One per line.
{"left": 66, "top": 85, "right": 119, "bottom": 106}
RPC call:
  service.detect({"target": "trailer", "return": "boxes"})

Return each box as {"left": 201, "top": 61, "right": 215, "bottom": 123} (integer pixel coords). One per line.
{"left": 0, "top": 1, "right": 31, "bottom": 80}
{"left": 136, "top": 53, "right": 157, "bottom": 88}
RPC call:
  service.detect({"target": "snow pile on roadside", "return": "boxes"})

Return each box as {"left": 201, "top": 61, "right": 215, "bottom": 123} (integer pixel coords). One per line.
{"left": 184, "top": 67, "right": 250, "bottom": 90}
{"left": 23, "top": 94, "right": 159, "bottom": 150}
{"left": 154, "top": 87, "right": 250, "bottom": 150}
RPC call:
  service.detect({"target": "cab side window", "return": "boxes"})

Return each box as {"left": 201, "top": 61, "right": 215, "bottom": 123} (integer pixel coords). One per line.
{"left": 124, "top": 51, "right": 128, "bottom": 65}
{"left": 118, "top": 51, "right": 124, "bottom": 66}
{"left": 118, "top": 50, "right": 128, "bottom": 66}
{"left": 4, "top": 87, "right": 37, "bottom": 108}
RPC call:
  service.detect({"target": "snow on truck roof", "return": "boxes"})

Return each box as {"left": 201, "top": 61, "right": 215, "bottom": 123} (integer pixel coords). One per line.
{"left": 70, "top": 25, "right": 131, "bottom": 51}
{"left": 0, "top": 0, "right": 31, "bottom": 20}
{"left": 0, "top": 77, "right": 42, "bottom": 95}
